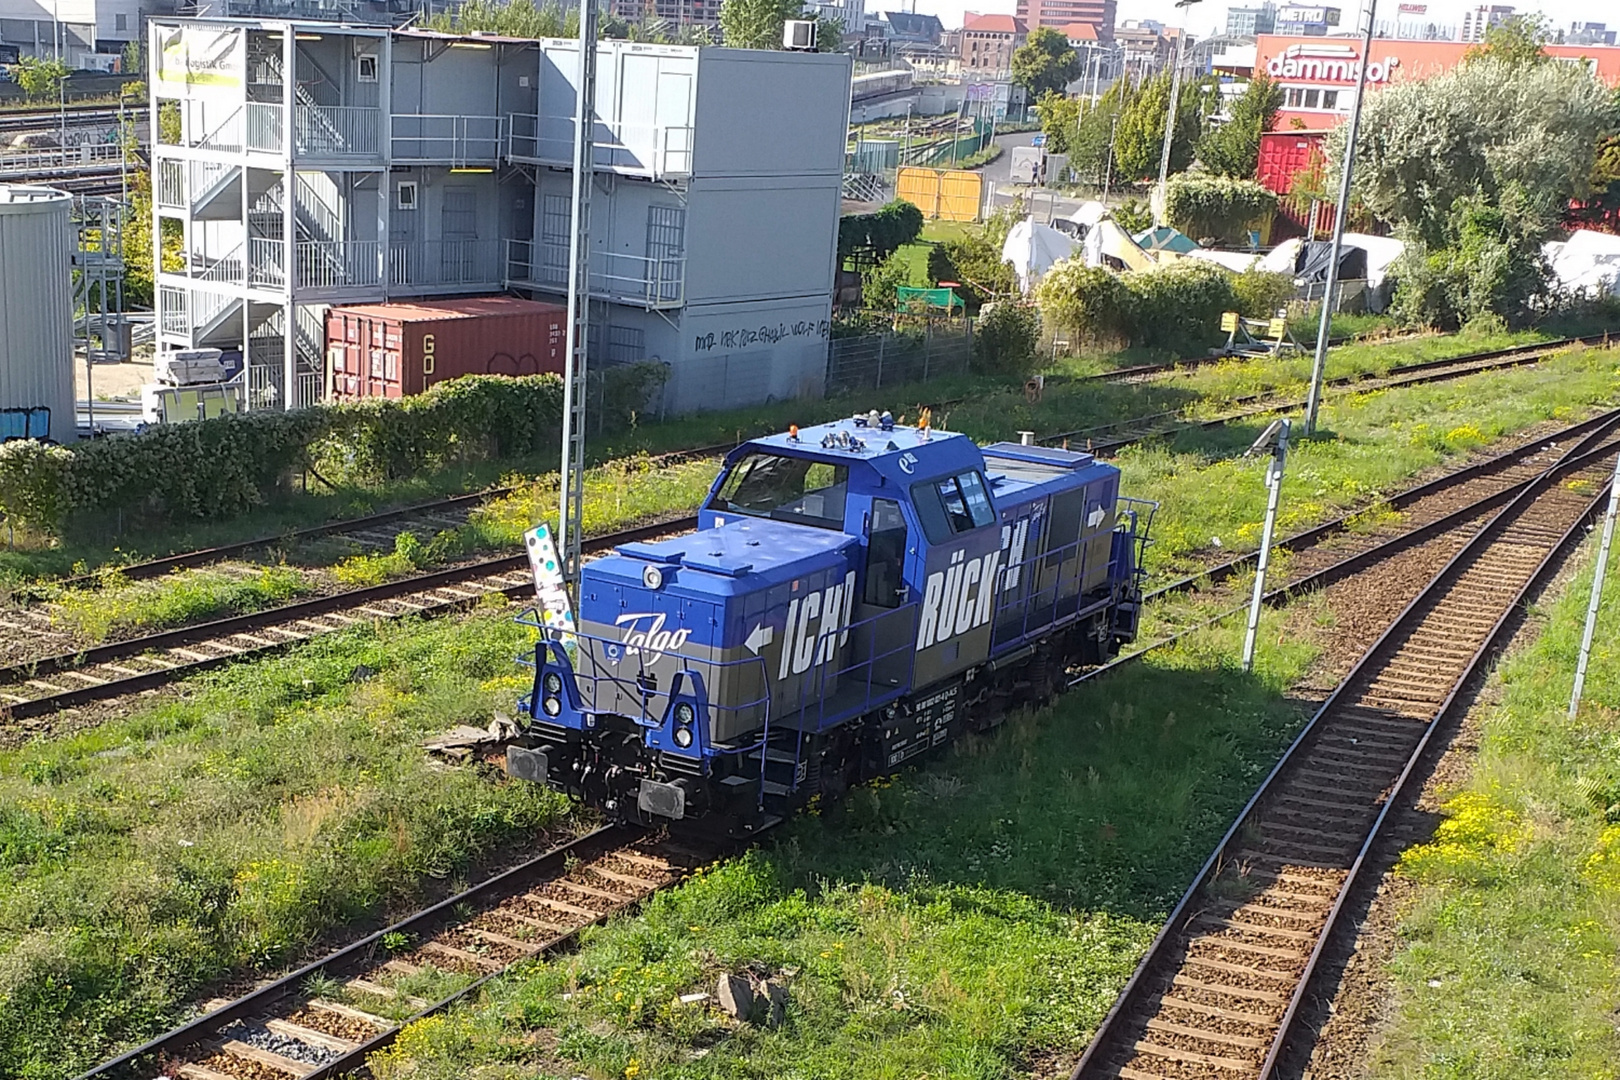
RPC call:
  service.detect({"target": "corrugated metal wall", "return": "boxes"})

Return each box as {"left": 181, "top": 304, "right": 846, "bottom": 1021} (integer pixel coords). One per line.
{"left": 0, "top": 186, "right": 76, "bottom": 441}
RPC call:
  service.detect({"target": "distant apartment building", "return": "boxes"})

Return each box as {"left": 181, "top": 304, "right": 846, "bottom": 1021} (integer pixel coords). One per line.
{"left": 1014, "top": 0, "right": 1115, "bottom": 39}
{"left": 960, "top": 13, "right": 1026, "bottom": 79}
{"left": 1225, "top": 3, "right": 1276, "bottom": 37}
{"left": 1460, "top": 4, "right": 1514, "bottom": 42}
{"left": 1568, "top": 21, "right": 1616, "bottom": 46}
{"left": 882, "top": 10, "right": 944, "bottom": 44}
{"left": 147, "top": 17, "right": 850, "bottom": 415}
{"left": 1115, "top": 20, "right": 1174, "bottom": 76}
{"left": 609, "top": 0, "right": 723, "bottom": 31}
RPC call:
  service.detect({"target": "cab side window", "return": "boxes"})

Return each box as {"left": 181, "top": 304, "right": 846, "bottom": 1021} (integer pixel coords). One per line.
{"left": 912, "top": 471, "right": 995, "bottom": 543}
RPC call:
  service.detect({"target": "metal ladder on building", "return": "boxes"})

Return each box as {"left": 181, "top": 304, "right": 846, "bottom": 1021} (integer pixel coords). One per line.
{"left": 558, "top": 0, "right": 598, "bottom": 594}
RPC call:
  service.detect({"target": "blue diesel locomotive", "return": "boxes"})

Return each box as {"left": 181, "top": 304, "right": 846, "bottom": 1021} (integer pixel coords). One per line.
{"left": 507, "top": 415, "right": 1154, "bottom": 829}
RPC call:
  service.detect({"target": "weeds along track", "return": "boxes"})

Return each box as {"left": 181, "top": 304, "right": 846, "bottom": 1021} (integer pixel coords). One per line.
{"left": 6, "top": 405, "right": 1619, "bottom": 729}
{"left": 29, "top": 331, "right": 1601, "bottom": 599}
{"left": 1040, "top": 334, "right": 1607, "bottom": 453}
{"left": 0, "top": 518, "right": 692, "bottom": 724}
{"left": 76, "top": 827, "right": 722, "bottom": 1080}
{"left": 1068, "top": 406, "right": 1620, "bottom": 1080}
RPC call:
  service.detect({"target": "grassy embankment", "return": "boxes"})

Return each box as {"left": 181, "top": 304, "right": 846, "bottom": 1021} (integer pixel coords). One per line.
{"left": 28, "top": 328, "right": 1597, "bottom": 645}
{"left": 1365, "top": 534, "right": 1620, "bottom": 1077}
{"left": 8, "top": 344, "right": 1618, "bottom": 1077}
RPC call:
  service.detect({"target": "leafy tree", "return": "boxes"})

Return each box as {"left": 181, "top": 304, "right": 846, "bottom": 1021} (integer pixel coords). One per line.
{"left": 1113, "top": 198, "right": 1152, "bottom": 234}
{"left": 861, "top": 251, "right": 913, "bottom": 310}
{"left": 720, "top": 0, "right": 807, "bottom": 49}
{"left": 1066, "top": 79, "right": 1133, "bottom": 185}
{"left": 971, "top": 302, "right": 1042, "bottom": 377}
{"left": 1164, "top": 174, "right": 1277, "bottom": 244}
{"left": 1392, "top": 187, "right": 1551, "bottom": 330}
{"left": 1011, "top": 28, "right": 1081, "bottom": 100}
{"left": 1338, "top": 56, "right": 1618, "bottom": 247}
{"left": 1111, "top": 70, "right": 1204, "bottom": 181}
{"left": 15, "top": 56, "right": 70, "bottom": 103}
{"left": 1464, "top": 13, "right": 1551, "bottom": 67}
{"left": 1197, "top": 74, "right": 1283, "bottom": 178}
{"left": 1036, "top": 91, "right": 1080, "bottom": 155}
{"left": 927, "top": 234, "right": 1017, "bottom": 312}
{"left": 427, "top": 0, "right": 573, "bottom": 37}
{"left": 838, "top": 200, "right": 923, "bottom": 265}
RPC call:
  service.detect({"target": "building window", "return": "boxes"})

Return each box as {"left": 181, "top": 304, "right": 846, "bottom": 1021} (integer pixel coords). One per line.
{"left": 1285, "top": 87, "right": 1302, "bottom": 107}
{"left": 115, "top": 13, "right": 127, "bottom": 30}
{"left": 1320, "top": 89, "right": 1338, "bottom": 110}
{"left": 1303, "top": 88, "right": 1321, "bottom": 109}
{"left": 358, "top": 54, "right": 378, "bottom": 82}
{"left": 607, "top": 324, "right": 645, "bottom": 363}
{"left": 396, "top": 181, "right": 418, "bottom": 210}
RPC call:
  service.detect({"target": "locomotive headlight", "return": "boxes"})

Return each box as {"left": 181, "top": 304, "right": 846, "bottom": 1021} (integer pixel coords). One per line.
{"left": 674, "top": 702, "right": 695, "bottom": 726}
{"left": 672, "top": 726, "right": 693, "bottom": 748}
{"left": 543, "top": 672, "right": 562, "bottom": 695}
{"left": 541, "top": 695, "right": 562, "bottom": 717}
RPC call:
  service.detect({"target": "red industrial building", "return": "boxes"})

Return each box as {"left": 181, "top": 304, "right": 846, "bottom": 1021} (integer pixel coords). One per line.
{"left": 1253, "top": 34, "right": 1620, "bottom": 228}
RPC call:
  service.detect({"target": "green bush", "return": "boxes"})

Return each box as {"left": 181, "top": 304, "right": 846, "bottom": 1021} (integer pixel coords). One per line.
{"left": 1231, "top": 268, "right": 1297, "bottom": 320}
{"left": 927, "top": 235, "right": 1018, "bottom": 312}
{"left": 972, "top": 302, "right": 1042, "bottom": 377}
{"left": 0, "top": 374, "right": 580, "bottom": 538}
{"left": 1391, "top": 191, "right": 1553, "bottom": 331}
{"left": 1034, "top": 261, "right": 1132, "bottom": 346}
{"left": 838, "top": 200, "right": 925, "bottom": 265}
{"left": 1163, "top": 174, "right": 1278, "bottom": 246}
{"left": 1037, "top": 258, "right": 1243, "bottom": 355}
{"left": 1113, "top": 199, "right": 1152, "bottom": 235}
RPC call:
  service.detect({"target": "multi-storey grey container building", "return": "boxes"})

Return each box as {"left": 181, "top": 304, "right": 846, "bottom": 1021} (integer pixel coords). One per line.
{"left": 149, "top": 17, "right": 850, "bottom": 413}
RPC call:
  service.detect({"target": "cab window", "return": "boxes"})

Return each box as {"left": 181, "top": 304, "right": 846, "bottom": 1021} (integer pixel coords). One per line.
{"left": 711, "top": 452, "right": 848, "bottom": 529}
{"left": 911, "top": 471, "right": 995, "bottom": 543}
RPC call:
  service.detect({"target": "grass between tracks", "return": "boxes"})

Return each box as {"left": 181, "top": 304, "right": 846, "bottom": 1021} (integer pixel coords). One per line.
{"left": 30, "top": 335, "right": 1620, "bottom": 644}
{"left": 355, "top": 605, "right": 1322, "bottom": 1080}
{"left": 0, "top": 607, "right": 577, "bottom": 1079}
{"left": 1367, "top": 535, "right": 1620, "bottom": 1078}
{"left": 0, "top": 322, "right": 1597, "bottom": 591}
{"left": 4, "top": 342, "right": 1619, "bottom": 1075}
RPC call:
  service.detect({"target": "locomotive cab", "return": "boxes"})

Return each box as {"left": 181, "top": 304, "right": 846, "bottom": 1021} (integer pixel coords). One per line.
{"left": 510, "top": 416, "right": 1153, "bottom": 828}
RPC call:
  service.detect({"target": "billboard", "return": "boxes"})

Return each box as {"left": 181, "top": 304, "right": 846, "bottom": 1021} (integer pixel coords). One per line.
{"left": 153, "top": 26, "right": 244, "bottom": 93}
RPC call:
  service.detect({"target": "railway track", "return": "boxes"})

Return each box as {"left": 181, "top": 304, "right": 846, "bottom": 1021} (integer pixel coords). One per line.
{"left": 76, "top": 826, "right": 723, "bottom": 1080}
{"left": 1069, "top": 407, "right": 1620, "bottom": 1079}
{"left": 62, "top": 417, "right": 1620, "bottom": 1080}
{"left": 0, "top": 104, "right": 145, "bottom": 134}
{"left": 5, "top": 395, "right": 1614, "bottom": 728}
{"left": 1042, "top": 334, "right": 1602, "bottom": 452}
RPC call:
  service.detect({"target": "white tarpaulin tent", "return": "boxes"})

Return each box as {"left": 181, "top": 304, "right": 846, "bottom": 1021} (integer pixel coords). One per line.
{"left": 1341, "top": 232, "right": 1404, "bottom": 291}
{"left": 1545, "top": 229, "right": 1620, "bottom": 297}
{"left": 1184, "top": 248, "right": 1263, "bottom": 272}
{"left": 1069, "top": 201, "right": 1109, "bottom": 229}
{"left": 1002, "top": 218, "right": 1077, "bottom": 293}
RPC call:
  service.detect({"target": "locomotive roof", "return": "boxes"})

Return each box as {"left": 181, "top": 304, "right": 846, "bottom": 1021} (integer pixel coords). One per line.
{"left": 743, "top": 419, "right": 983, "bottom": 483}
{"left": 598, "top": 518, "right": 856, "bottom": 596}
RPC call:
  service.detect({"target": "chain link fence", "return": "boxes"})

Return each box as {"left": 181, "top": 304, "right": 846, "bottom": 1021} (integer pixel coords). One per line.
{"left": 826, "top": 324, "right": 973, "bottom": 395}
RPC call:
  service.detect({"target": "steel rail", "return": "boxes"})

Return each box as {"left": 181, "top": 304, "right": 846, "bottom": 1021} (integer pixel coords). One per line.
{"left": 1045, "top": 333, "right": 1605, "bottom": 452}
{"left": 1068, "top": 410, "right": 1620, "bottom": 1080}
{"left": 32, "top": 331, "right": 1605, "bottom": 597}
{"left": 73, "top": 825, "right": 640, "bottom": 1080}
{"left": 0, "top": 516, "right": 699, "bottom": 720}
{"left": 1144, "top": 406, "right": 1620, "bottom": 602}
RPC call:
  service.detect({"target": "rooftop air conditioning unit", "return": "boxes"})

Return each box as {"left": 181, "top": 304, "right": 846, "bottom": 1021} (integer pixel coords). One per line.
{"left": 783, "top": 19, "right": 817, "bottom": 50}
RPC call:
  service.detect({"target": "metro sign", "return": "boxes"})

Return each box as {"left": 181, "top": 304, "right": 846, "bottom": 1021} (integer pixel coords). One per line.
{"left": 1266, "top": 43, "right": 1403, "bottom": 84}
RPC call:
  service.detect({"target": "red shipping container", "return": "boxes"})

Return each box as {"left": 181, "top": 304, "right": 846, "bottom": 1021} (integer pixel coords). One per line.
{"left": 325, "top": 296, "right": 568, "bottom": 402}
{"left": 1257, "top": 130, "right": 1327, "bottom": 199}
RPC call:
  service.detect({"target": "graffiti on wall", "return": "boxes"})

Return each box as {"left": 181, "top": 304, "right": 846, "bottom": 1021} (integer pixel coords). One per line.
{"left": 694, "top": 320, "right": 831, "bottom": 353}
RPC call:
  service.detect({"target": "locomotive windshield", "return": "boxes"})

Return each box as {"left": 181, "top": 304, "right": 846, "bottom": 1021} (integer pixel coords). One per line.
{"left": 711, "top": 452, "right": 849, "bottom": 529}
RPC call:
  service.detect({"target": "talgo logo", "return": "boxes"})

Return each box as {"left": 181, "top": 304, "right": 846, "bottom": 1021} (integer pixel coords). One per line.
{"left": 613, "top": 612, "right": 692, "bottom": 659}
{"left": 917, "top": 548, "right": 1003, "bottom": 651}
{"left": 779, "top": 571, "right": 857, "bottom": 679}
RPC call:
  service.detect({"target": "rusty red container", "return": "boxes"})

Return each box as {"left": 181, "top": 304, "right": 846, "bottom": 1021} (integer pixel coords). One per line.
{"left": 326, "top": 296, "right": 568, "bottom": 401}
